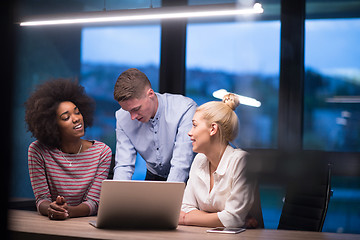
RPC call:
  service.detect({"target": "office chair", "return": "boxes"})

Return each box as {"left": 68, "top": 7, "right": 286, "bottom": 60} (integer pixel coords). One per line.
{"left": 277, "top": 161, "right": 332, "bottom": 232}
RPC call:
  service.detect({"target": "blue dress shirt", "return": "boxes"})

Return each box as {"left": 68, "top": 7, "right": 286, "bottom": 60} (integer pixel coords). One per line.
{"left": 113, "top": 93, "right": 197, "bottom": 182}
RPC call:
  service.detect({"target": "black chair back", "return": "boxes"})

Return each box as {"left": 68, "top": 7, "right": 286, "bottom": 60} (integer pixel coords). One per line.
{"left": 277, "top": 160, "right": 332, "bottom": 231}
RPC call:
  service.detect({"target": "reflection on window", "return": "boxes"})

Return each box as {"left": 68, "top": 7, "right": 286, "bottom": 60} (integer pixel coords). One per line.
{"left": 186, "top": 21, "right": 280, "bottom": 149}
{"left": 304, "top": 19, "right": 360, "bottom": 152}
{"left": 81, "top": 25, "right": 161, "bottom": 179}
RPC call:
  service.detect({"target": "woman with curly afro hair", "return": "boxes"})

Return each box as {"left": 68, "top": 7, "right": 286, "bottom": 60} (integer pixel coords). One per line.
{"left": 25, "top": 79, "right": 112, "bottom": 220}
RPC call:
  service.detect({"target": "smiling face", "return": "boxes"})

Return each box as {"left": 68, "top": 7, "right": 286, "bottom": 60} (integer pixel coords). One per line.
{"left": 119, "top": 88, "right": 158, "bottom": 123}
{"left": 56, "top": 101, "right": 85, "bottom": 141}
{"left": 188, "top": 111, "right": 213, "bottom": 154}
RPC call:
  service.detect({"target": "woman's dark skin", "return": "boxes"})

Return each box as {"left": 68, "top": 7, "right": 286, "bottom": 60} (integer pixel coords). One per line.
{"left": 39, "top": 101, "right": 92, "bottom": 220}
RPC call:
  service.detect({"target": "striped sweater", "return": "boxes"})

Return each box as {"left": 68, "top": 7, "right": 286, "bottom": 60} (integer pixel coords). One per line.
{"left": 28, "top": 140, "right": 112, "bottom": 215}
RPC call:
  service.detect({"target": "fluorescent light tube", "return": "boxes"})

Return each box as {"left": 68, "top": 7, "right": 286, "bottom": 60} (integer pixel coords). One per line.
{"left": 325, "top": 96, "right": 360, "bottom": 103}
{"left": 19, "top": 3, "right": 263, "bottom": 26}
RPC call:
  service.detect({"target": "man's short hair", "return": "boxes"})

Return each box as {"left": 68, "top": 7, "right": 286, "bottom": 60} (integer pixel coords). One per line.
{"left": 113, "top": 68, "right": 151, "bottom": 102}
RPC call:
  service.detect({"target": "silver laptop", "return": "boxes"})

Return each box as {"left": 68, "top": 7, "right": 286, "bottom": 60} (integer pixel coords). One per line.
{"left": 90, "top": 180, "right": 185, "bottom": 229}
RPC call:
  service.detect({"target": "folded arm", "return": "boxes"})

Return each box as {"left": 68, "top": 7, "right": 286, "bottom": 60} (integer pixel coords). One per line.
{"left": 179, "top": 210, "right": 223, "bottom": 227}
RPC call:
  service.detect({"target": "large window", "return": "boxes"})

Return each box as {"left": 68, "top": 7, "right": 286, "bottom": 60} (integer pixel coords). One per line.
{"left": 186, "top": 21, "right": 280, "bottom": 149}
{"left": 304, "top": 18, "right": 360, "bottom": 152}
{"left": 304, "top": 17, "right": 360, "bottom": 234}
{"left": 81, "top": 25, "right": 161, "bottom": 179}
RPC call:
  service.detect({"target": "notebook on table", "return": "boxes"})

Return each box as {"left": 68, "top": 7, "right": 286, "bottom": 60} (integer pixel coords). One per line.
{"left": 89, "top": 180, "right": 185, "bottom": 229}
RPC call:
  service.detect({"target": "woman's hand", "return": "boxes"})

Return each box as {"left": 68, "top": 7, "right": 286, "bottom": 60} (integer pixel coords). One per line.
{"left": 245, "top": 215, "right": 258, "bottom": 229}
{"left": 48, "top": 196, "right": 69, "bottom": 220}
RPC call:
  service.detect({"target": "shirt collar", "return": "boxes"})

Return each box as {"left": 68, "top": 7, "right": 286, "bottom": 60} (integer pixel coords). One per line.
{"left": 150, "top": 92, "right": 162, "bottom": 124}
{"left": 198, "top": 145, "right": 234, "bottom": 177}
{"left": 214, "top": 145, "right": 235, "bottom": 176}
{"left": 198, "top": 154, "right": 210, "bottom": 183}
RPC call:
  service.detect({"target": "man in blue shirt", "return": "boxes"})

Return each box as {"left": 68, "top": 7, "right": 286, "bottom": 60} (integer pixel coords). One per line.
{"left": 113, "top": 68, "right": 197, "bottom": 182}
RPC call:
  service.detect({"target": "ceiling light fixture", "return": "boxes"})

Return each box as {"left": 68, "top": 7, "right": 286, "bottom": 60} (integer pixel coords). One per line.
{"left": 19, "top": 3, "right": 263, "bottom": 27}
{"left": 213, "top": 89, "right": 261, "bottom": 108}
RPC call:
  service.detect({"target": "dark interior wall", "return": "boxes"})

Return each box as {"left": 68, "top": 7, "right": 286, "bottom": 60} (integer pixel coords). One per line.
{"left": 2, "top": 1, "right": 15, "bottom": 238}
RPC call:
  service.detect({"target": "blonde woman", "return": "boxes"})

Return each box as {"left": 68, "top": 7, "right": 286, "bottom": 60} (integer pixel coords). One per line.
{"left": 179, "top": 94, "right": 258, "bottom": 228}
